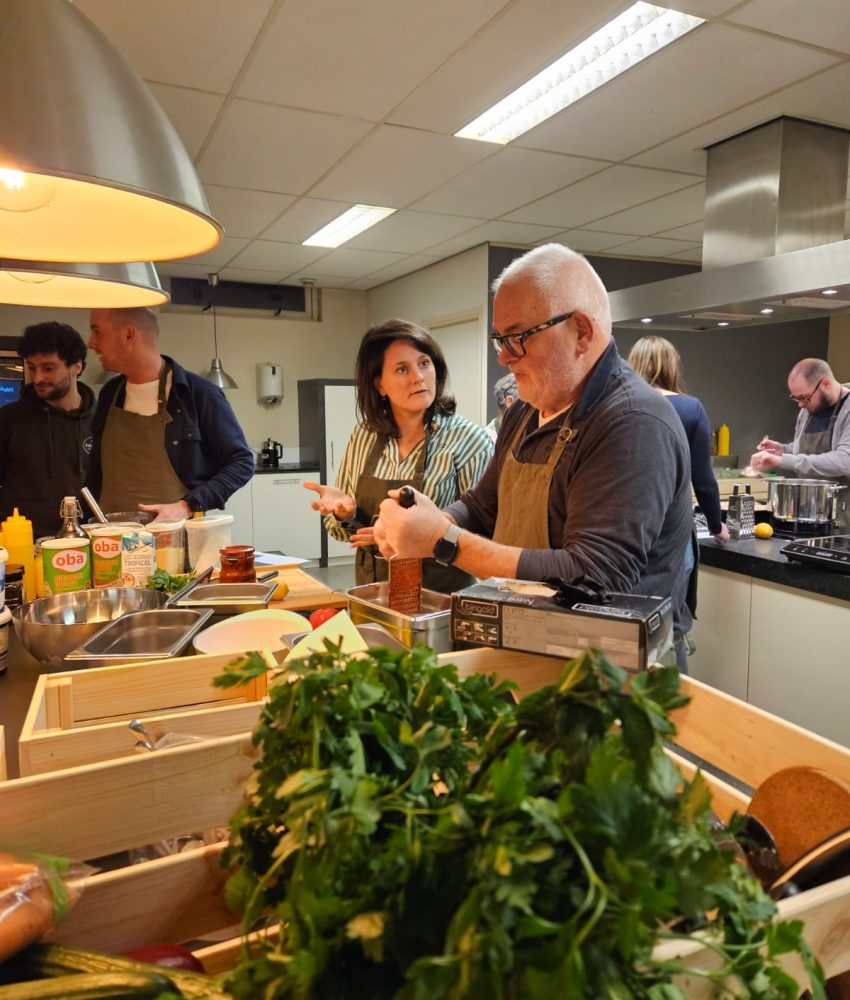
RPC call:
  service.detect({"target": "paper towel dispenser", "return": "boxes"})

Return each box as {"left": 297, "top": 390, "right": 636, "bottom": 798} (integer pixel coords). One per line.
{"left": 257, "top": 362, "right": 283, "bottom": 404}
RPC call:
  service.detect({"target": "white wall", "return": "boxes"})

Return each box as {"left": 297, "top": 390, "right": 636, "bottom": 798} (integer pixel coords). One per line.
{"left": 0, "top": 287, "right": 367, "bottom": 456}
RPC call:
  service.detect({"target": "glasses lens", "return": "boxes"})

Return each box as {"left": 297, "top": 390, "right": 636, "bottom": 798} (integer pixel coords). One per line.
{"left": 491, "top": 335, "right": 520, "bottom": 357}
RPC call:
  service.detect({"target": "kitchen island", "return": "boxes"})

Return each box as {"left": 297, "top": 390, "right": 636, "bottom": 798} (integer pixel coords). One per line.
{"left": 690, "top": 536, "right": 849, "bottom": 746}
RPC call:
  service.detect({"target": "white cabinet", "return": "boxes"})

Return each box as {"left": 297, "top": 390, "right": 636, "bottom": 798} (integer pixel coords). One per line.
{"left": 223, "top": 480, "right": 254, "bottom": 547}
{"left": 298, "top": 380, "right": 357, "bottom": 564}
{"left": 251, "top": 471, "right": 321, "bottom": 560}
{"left": 688, "top": 566, "right": 750, "bottom": 701}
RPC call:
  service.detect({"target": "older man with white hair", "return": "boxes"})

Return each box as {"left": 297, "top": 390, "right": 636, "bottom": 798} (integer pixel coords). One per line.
{"left": 375, "top": 243, "right": 694, "bottom": 665}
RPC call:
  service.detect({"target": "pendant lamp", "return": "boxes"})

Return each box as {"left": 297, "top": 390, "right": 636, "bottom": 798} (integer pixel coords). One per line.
{"left": 0, "top": 259, "right": 167, "bottom": 307}
{"left": 203, "top": 274, "right": 237, "bottom": 389}
{"left": 0, "top": 0, "right": 222, "bottom": 263}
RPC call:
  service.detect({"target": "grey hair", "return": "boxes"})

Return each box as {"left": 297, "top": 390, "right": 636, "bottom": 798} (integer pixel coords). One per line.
{"left": 791, "top": 358, "right": 833, "bottom": 384}
{"left": 493, "top": 372, "right": 517, "bottom": 410}
{"left": 491, "top": 243, "right": 612, "bottom": 336}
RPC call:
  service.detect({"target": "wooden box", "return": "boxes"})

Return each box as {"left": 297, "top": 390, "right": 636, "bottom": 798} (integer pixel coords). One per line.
{"left": 0, "top": 648, "right": 848, "bottom": 992}
{"left": 16, "top": 649, "right": 275, "bottom": 777}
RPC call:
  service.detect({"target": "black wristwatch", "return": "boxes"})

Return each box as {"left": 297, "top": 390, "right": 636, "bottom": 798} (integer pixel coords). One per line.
{"left": 433, "top": 523, "right": 462, "bottom": 566}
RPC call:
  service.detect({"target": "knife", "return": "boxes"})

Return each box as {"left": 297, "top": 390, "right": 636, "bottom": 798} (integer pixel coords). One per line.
{"left": 386, "top": 485, "right": 422, "bottom": 615}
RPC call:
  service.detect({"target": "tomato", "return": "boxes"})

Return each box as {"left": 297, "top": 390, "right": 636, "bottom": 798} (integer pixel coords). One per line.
{"left": 122, "top": 943, "right": 206, "bottom": 972}
{"left": 309, "top": 607, "right": 340, "bottom": 629}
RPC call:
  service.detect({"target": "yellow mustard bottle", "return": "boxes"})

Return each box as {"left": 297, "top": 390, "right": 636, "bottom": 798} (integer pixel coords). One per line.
{"left": 716, "top": 423, "right": 730, "bottom": 457}
{"left": 1, "top": 508, "right": 36, "bottom": 601}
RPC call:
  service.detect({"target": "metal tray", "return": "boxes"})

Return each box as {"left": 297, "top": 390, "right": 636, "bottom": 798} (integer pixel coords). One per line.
{"left": 65, "top": 607, "right": 214, "bottom": 665}
{"left": 281, "top": 622, "right": 407, "bottom": 654}
{"left": 344, "top": 583, "right": 452, "bottom": 652}
{"left": 171, "top": 581, "right": 277, "bottom": 614}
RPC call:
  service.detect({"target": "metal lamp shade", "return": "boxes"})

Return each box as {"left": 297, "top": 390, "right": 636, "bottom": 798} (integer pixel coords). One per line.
{"left": 0, "top": 0, "right": 222, "bottom": 263}
{"left": 204, "top": 358, "right": 238, "bottom": 390}
{"left": 0, "top": 259, "right": 167, "bottom": 307}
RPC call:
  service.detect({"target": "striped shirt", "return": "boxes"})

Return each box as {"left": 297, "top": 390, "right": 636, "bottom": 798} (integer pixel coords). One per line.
{"left": 325, "top": 412, "right": 494, "bottom": 541}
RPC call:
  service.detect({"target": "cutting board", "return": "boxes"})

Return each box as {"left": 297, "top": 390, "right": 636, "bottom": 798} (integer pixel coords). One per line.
{"left": 264, "top": 564, "right": 347, "bottom": 613}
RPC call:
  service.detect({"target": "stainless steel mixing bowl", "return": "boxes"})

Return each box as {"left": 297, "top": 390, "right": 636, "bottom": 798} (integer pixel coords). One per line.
{"left": 11, "top": 588, "right": 167, "bottom": 666}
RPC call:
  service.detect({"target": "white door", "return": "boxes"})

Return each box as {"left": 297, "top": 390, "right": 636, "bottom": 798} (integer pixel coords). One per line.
{"left": 323, "top": 384, "right": 357, "bottom": 561}
{"left": 426, "top": 313, "right": 486, "bottom": 425}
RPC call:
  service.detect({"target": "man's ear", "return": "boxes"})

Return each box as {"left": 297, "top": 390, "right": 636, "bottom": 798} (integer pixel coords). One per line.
{"left": 572, "top": 310, "right": 595, "bottom": 350}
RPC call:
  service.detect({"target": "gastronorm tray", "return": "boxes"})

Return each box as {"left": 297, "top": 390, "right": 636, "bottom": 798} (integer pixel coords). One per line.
{"left": 171, "top": 581, "right": 277, "bottom": 614}
{"left": 281, "top": 622, "right": 407, "bottom": 654}
{"left": 344, "top": 582, "right": 452, "bottom": 652}
{"left": 65, "top": 607, "right": 214, "bottom": 665}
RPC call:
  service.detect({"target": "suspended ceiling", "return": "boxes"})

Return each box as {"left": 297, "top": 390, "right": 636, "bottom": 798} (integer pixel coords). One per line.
{"left": 75, "top": 0, "right": 850, "bottom": 291}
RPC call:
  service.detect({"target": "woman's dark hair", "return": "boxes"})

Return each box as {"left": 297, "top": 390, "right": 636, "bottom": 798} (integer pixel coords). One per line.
{"left": 355, "top": 319, "right": 455, "bottom": 435}
{"left": 19, "top": 321, "right": 87, "bottom": 372}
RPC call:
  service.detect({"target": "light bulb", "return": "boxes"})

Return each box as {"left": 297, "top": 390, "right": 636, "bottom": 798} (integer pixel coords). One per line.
{"left": 0, "top": 169, "right": 56, "bottom": 213}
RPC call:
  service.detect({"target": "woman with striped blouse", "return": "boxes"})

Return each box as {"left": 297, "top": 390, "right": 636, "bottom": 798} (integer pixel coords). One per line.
{"left": 304, "top": 319, "right": 493, "bottom": 592}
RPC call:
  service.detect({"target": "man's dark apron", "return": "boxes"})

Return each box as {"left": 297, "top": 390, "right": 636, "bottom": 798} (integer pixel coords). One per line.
{"left": 798, "top": 392, "right": 850, "bottom": 528}
{"left": 492, "top": 408, "right": 574, "bottom": 549}
{"left": 353, "top": 433, "right": 474, "bottom": 594}
{"left": 99, "top": 362, "right": 187, "bottom": 512}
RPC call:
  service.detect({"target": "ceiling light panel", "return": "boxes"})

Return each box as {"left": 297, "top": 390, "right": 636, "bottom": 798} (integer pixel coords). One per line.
{"left": 303, "top": 205, "right": 397, "bottom": 248}
{"left": 455, "top": 3, "right": 705, "bottom": 145}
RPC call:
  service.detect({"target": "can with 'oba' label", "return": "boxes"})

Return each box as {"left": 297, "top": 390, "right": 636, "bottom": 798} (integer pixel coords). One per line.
{"left": 42, "top": 537, "right": 91, "bottom": 595}
{"left": 90, "top": 526, "right": 125, "bottom": 587}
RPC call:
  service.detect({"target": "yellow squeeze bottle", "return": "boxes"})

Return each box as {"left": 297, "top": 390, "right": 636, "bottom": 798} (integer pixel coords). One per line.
{"left": 716, "top": 423, "right": 730, "bottom": 457}
{"left": 2, "top": 508, "right": 36, "bottom": 601}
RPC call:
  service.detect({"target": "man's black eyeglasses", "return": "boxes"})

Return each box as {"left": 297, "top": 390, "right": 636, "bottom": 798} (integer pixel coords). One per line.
{"left": 489, "top": 311, "right": 574, "bottom": 358}
{"left": 789, "top": 378, "right": 823, "bottom": 405}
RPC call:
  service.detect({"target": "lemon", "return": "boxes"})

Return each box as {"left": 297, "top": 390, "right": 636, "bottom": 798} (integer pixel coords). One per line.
{"left": 754, "top": 522, "right": 774, "bottom": 539}
{"left": 273, "top": 580, "right": 290, "bottom": 601}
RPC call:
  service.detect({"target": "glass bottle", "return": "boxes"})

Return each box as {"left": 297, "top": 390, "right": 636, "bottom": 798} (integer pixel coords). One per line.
{"left": 55, "top": 496, "right": 87, "bottom": 539}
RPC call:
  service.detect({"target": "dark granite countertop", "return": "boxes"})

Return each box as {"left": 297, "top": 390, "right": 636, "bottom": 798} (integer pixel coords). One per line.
{"left": 698, "top": 536, "right": 850, "bottom": 603}
{"left": 253, "top": 463, "right": 319, "bottom": 475}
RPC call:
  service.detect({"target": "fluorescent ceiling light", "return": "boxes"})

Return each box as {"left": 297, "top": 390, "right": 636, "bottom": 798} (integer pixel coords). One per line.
{"left": 0, "top": 0, "right": 221, "bottom": 263}
{"left": 0, "top": 260, "right": 167, "bottom": 308}
{"left": 303, "top": 205, "right": 397, "bottom": 248}
{"left": 455, "top": 3, "right": 704, "bottom": 145}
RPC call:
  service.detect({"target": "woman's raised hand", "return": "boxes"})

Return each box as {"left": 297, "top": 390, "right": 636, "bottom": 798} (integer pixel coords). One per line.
{"left": 303, "top": 481, "right": 356, "bottom": 520}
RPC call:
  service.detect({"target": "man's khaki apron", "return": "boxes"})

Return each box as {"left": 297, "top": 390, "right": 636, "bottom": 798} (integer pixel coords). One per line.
{"left": 99, "top": 362, "right": 187, "bottom": 512}
{"left": 353, "top": 433, "right": 474, "bottom": 593}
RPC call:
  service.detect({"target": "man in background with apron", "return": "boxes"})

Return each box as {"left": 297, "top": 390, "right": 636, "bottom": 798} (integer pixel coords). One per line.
{"left": 750, "top": 358, "right": 850, "bottom": 526}
{"left": 87, "top": 307, "right": 253, "bottom": 521}
{"left": 375, "top": 243, "right": 694, "bottom": 664}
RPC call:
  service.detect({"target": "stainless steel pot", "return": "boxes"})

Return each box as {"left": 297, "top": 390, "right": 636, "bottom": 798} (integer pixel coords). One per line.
{"left": 766, "top": 478, "right": 846, "bottom": 523}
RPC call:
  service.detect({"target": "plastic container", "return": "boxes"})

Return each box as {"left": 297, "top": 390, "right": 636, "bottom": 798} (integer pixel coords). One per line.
{"left": 146, "top": 519, "right": 186, "bottom": 575}
{"left": 0, "top": 606, "right": 10, "bottom": 675}
{"left": 41, "top": 536, "right": 91, "bottom": 595}
{"left": 717, "top": 423, "right": 730, "bottom": 457}
{"left": 0, "top": 545, "right": 7, "bottom": 611}
{"left": 1, "top": 508, "right": 35, "bottom": 601}
{"left": 184, "top": 514, "right": 234, "bottom": 574}
{"left": 120, "top": 530, "right": 156, "bottom": 587}
{"left": 219, "top": 544, "right": 256, "bottom": 582}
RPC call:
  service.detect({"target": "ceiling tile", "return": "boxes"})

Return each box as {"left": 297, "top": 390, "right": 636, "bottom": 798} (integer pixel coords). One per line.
{"left": 227, "top": 241, "right": 330, "bottom": 272}
{"left": 346, "top": 212, "right": 484, "bottom": 254}
{"left": 283, "top": 271, "right": 360, "bottom": 289}
{"left": 217, "top": 267, "right": 300, "bottom": 284}
{"left": 238, "top": 0, "right": 506, "bottom": 119}
{"left": 389, "top": 0, "right": 627, "bottom": 134}
{"left": 587, "top": 184, "right": 706, "bottom": 237}
{"left": 658, "top": 221, "right": 705, "bottom": 242}
{"left": 667, "top": 247, "right": 704, "bottom": 262}
{"left": 514, "top": 24, "right": 837, "bottom": 162}
{"left": 262, "top": 198, "right": 353, "bottom": 243}
{"left": 728, "top": 0, "right": 850, "bottom": 55}
{"left": 547, "top": 230, "right": 639, "bottom": 253}
{"left": 199, "top": 100, "right": 374, "bottom": 193}
{"left": 295, "top": 248, "right": 408, "bottom": 279}
{"left": 174, "top": 236, "right": 250, "bottom": 268}
{"left": 608, "top": 236, "right": 703, "bottom": 258}
{"left": 203, "top": 186, "right": 295, "bottom": 239}
{"left": 425, "top": 220, "right": 564, "bottom": 258}
{"left": 411, "top": 148, "right": 606, "bottom": 218}
{"left": 75, "top": 0, "right": 275, "bottom": 92}
{"left": 504, "top": 165, "right": 699, "bottom": 228}
{"left": 309, "top": 125, "right": 495, "bottom": 206}
{"left": 631, "top": 61, "right": 850, "bottom": 173}
{"left": 356, "top": 254, "right": 443, "bottom": 284}
{"left": 147, "top": 83, "right": 224, "bottom": 159}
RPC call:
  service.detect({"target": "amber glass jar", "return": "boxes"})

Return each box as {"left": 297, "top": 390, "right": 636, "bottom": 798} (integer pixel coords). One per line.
{"left": 218, "top": 544, "right": 256, "bottom": 582}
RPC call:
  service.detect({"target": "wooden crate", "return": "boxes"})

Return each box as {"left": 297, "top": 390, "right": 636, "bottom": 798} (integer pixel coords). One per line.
{"left": 17, "top": 649, "right": 276, "bottom": 776}
{"left": 0, "top": 648, "right": 848, "bottom": 993}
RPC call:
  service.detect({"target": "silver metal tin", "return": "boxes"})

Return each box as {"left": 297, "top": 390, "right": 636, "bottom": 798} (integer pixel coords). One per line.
{"left": 170, "top": 581, "right": 277, "bottom": 615}
{"left": 344, "top": 583, "right": 452, "bottom": 652}
{"left": 65, "top": 607, "right": 214, "bottom": 665}
{"left": 281, "top": 622, "right": 407, "bottom": 654}
{"left": 766, "top": 478, "right": 846, "bottom": 523}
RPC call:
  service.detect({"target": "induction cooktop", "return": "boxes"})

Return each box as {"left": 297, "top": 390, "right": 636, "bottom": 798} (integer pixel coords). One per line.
{"left": 781, "top": 534, "right": 850, "bottom": 574}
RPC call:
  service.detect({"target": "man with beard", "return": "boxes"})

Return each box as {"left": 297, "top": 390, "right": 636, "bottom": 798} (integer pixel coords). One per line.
{"left": 749, "top": 358, "right": 850, "bottom": 525}
{"left": 0, "top": 321, "right": 95, "bottom": 537}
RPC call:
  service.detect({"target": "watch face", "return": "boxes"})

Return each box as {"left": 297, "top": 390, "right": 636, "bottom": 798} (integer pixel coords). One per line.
{"left": 434, "top": 536, "right": 457, "bottom": 565}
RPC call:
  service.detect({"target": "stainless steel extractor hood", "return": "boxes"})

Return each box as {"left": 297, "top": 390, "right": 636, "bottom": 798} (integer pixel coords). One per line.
{"left": 609, "top": 117, "right": 850, "bottom": 331}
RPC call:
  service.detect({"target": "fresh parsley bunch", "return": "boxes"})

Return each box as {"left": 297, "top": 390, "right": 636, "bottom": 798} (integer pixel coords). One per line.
{"left": 215, "top": 647, "right": 824, "bottom": 1000}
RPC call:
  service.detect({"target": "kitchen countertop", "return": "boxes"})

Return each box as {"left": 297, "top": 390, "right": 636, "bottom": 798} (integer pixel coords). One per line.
{"left": 698, "top": 536, "right": 850, "bottom": 602}
{"left": 253, "top": 463, "right": 318, "bottom": 475}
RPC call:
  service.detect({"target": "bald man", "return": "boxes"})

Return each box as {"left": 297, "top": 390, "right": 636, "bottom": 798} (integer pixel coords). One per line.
{"left": 87, "top": 307, "right": 253, "bottom": 522}
{"left": 750, "top": 358, "right": 850, "bottom": 502}
{"left": 375, "top": 243, "right": 693, "bottom": 663}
